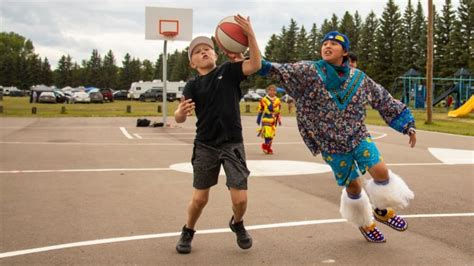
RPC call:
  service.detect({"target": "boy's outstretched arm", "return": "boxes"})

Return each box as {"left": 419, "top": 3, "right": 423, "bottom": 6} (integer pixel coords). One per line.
{"left": 234, "top": 15, "right": 261, "bottom": 76}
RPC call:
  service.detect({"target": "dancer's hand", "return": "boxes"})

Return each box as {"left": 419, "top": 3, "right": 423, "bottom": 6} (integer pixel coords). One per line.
{"left": 408, "top": 128, "right": 416, "bottom": 148}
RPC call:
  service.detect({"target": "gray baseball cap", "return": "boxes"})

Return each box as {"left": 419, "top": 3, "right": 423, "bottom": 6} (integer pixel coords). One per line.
{"left": 188, "top": 36, "right": 214, "bottom": 61}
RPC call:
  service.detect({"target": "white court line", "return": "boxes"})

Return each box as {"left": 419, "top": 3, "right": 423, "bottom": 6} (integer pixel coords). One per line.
{"left": 0, "top": 162, "right": 472, "bottom": 174}
{"left": 0, "top": 168, "right": 171, "bottom": 174}
{"left": 119, "top": 127, "right": 134, "bottom": 139}
{"left": 369, "top": 130, "right": 387, "bottom": 140}
{"left": 0, "top": 212, "right": 472, "bottom": 259}
{"left": 133, "top": 134, "right": 142, "bottom": 139}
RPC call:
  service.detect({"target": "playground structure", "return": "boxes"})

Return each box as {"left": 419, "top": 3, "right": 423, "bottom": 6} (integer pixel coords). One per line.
{"left": 448, "top": 95, "right": 474, "bottom": 117}
{"left": 397, "top": 68, "right": 473, "bottom": 109}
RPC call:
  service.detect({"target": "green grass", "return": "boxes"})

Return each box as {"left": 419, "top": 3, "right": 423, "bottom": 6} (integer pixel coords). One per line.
{"left": 1, "top": 97, "right": 473, "bottom": 136}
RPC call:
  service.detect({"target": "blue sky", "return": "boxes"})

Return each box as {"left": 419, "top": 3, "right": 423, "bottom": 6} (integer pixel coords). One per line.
{"left": 1, "top": 0, "right": 457, "bottom": 68}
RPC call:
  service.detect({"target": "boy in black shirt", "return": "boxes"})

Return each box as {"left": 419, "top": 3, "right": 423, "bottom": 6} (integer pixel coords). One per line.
{"left": 174, "top": 15, "right": 261, "bottom": 254}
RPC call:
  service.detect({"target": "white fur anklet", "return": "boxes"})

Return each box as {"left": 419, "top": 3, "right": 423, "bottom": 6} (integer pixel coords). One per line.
{"left": 340, "top": 189, "right": 373, "bottom": 227}
{"left": 365, "top": 170, "right": 415, "bottom": 210}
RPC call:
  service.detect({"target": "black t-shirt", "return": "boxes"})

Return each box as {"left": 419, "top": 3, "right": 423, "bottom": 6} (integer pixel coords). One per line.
{"left": 183, "top": 61, "right": 246, "bottom": 146}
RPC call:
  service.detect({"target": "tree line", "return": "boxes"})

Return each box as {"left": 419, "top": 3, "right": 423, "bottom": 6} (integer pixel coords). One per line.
{"left": 0, "top": 0, "right": 472, "bottom": 93}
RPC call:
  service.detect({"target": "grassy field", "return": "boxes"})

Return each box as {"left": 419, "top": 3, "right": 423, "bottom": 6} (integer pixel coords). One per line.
{"left": 1, "top": 96, "right": 473, "bottom": 136}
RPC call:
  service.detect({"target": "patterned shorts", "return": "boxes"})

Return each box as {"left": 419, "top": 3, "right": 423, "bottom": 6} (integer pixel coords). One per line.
{"left": 322, "top": 137, "right": 382, "bottom": 187}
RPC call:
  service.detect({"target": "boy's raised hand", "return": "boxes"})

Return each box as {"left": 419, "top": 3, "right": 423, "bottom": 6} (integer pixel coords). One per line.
{"left": 234, "top": 14, "right": 255, "bottom": 39}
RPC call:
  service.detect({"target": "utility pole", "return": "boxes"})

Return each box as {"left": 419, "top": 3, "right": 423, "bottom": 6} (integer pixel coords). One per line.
{"left": 426, "top": 0, "right": 433, "bottom": 124}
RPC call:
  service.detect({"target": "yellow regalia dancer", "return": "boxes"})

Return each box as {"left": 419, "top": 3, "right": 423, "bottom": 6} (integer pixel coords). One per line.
{"left": 256, "top": 84, "right": 281, "bottom": 154}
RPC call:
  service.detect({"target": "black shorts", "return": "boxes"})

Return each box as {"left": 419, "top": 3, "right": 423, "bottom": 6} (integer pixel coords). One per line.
{"left": 191, "top": 141, "right": 250, "bottom": 190}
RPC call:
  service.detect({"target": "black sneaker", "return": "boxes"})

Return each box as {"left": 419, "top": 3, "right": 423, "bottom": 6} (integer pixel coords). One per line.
{"left": 229, "top": 216, "right": 253, "bottom": 249}
{"left": 176, "top": 225, "right": 195, "bottom": 254}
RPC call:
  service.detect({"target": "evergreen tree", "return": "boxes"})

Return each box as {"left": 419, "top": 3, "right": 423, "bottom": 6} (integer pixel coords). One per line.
{"left": 86, "top": 49, "right": 102, "bottom": 87}
{"left": 401, "top": 0, "right": 417, "bottom": 70}
{"left": 359, "top": 11, "right": 379, "bottom": 77}
{"left": 374, "top": 0, "right": 404, "bottom": 89}
{"left": 102, "top": 50, "right": 118, "bottom": 89}
{"left": 16, "top": 56, "right": 29, "bottom": 90}
{"left": 434, "top": 0, "right": 456, "bottom": 76}
{"left": 55, "top": 55, "right": 73, "bottom": 88}
{"left": 456, "top": 0, "right": 473, "bottom": 70}
{"left": 296, "top": 25, "right": 312, "bottom": 60}
{"left": 307, "top": 23, "right": 321, "bottom": 60}
{"left": 141, "top": 59, "right": 154, "bottom": 81}
{"left": 330, "top": 14, "right": 339, "bottom": 31}
{"left": 264, "top": 34, "right": 279, "bottom": 61}
{"left": 448, "top": 20, "right": 466, "bottom": 71}
{"left": 276, "top": 19, "right": 299, "bottom": 62}
{"left": 71, "top": 62, "right": 83, "bottom": 87}
{"left": 119, "top": 53, "right": 133, "bottom": 90}
{"left": 170, "top": 52, "right": 189, "bottom": 81}
{"left": 41, "top": 57, "right": 53, "bottom": 86}
{"left": 26, "top": 54, "right": 42, "bottom": 88}
{"left": 339, "top": 12, "right": 357, "bottom": 52}
{"left": 166, "top": 51, "right": 179, "bottom": 81}
{"left": 320, "top": 17, "right": 336, "bottom": 36}
{"left": 352, "top": 11, "right": 363, "bottom": 55}
{"left": 413, "top": 0, "right": 427, "bottom": 72}
{"left": 130, "top": 57, "right": 142, "bottom": 84}
{"left": 154, "top": 54, "right": 163, "bottom": 80}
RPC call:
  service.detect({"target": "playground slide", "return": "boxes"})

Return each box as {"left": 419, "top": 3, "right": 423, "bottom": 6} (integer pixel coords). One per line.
{"left": 448, "top": 96, "right": 474, "bottom": 117}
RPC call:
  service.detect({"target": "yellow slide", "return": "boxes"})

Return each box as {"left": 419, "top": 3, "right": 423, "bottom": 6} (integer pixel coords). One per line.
{"left": 448, "top": 96, "right": 474, "bottom": 117}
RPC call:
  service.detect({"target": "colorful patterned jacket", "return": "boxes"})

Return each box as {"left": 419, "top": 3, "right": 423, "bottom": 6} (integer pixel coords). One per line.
{"left": 259, "top": 60, "right": 415, "bottom": 155}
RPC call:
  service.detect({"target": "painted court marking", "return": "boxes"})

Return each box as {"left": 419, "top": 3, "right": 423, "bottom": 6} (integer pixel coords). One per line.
{"left": 1, "top": 159, "right": 473, "bottom": 175}
{"left": 0, "top": 212, "right": 472, "bottom": 259}
{"left": 170, "top": 160, "right": 332, "bottom": 176}
{"left": 428, "top": 148, "right": 474, "bottom": 164}
{"left": 119, "top": 127, "right": 134, "bottom": 139}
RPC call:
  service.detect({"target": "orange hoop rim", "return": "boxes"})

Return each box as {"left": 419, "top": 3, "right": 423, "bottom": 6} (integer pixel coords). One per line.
{"left": 161, "top": 31, "right": 178, "bottom": 38}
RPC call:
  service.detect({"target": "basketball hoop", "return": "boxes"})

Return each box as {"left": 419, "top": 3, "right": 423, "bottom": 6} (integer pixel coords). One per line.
{"left": 159, "top": 20, "right": 179, "bottom": 39}
{"left": 161, "top": 31, "right": 178, "bottom": 39}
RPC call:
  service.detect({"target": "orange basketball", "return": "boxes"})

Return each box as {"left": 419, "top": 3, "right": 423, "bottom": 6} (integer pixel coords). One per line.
{"left": 215, "top": 16, "right": 248, "bottom": 54}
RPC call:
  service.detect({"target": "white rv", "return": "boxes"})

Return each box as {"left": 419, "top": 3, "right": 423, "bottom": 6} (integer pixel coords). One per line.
{"left": 129, "top": 80, "right": 185, "bottom": 101}
{"left": 2, "top": 86, "right": 20, "bottom": 95}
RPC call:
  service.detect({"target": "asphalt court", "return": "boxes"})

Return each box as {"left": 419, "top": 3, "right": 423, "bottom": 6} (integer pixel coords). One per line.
{"left": 0, "top": 116, "right": 473, "bottom": 264}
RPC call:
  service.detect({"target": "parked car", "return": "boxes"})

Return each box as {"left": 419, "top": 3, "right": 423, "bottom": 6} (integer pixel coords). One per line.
{"left": 138, "top": 88, "right": 174, "bottom": 102}
{"left": 139, "top": 88, "right": 162, "bottom": 102}
{"left": 9, "top": 90, "right": 25, "bottom": 97}
{"left": 243, "top": 91, "right": 263, "bottom": 102}
{"left": 280, "top": 94, "right": 294, "bottom": 103}
{"left": 113, "top": 90, "right": 129, "bottom": 100}
{"left": 53, "top": 90, "right": 68, "bottom": 103}
{"left": 100, "top": 88, "right": 114, "bottom": 102}
{"left": 255, "top": 88, "right": 266, "bottom": 97}
{"left": 38, "top": 91, "right": 56, "bottom": 103}
{"left": 72, "top": 91, "right": 91, "bottom": 103}
{"left": 89, "top": 91, "right": 104, "bottom": 103}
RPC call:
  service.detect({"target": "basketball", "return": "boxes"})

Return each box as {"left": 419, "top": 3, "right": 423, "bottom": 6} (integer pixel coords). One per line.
{"left": 215, "top": 16, "right": 248, "bottom": 54}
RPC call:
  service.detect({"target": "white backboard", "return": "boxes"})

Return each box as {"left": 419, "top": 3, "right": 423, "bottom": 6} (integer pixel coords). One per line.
{"left": 145, "top": 7, "right": 193, "bottom": 41}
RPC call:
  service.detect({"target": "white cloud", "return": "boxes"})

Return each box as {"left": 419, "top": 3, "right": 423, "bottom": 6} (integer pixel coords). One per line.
{"left": 1, "top": 0, "right": 458, "bottom": 68}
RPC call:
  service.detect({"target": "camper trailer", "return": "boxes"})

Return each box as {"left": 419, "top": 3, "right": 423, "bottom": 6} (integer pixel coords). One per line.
{"left": 2, "top": 86, "right": 21, "bottom": 96}
{"left": 129, "top": 80, "right": 185, "bottom": 101}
